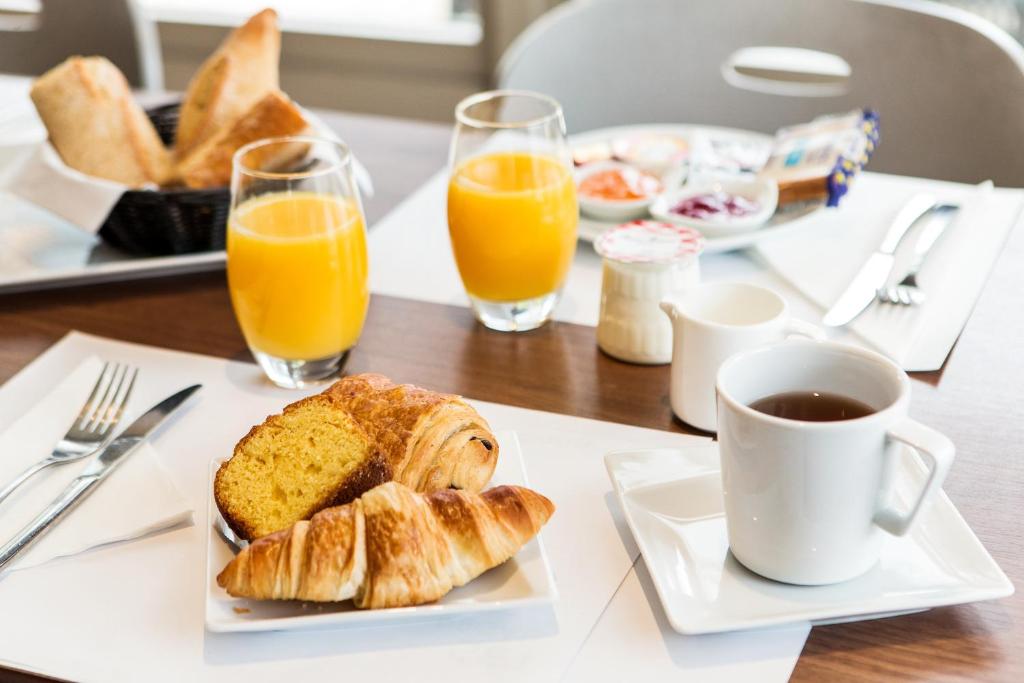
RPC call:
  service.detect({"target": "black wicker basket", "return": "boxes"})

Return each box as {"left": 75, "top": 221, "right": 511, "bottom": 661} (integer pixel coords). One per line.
{"left": 97, "top": 103, "right": 230, "bottom": 255}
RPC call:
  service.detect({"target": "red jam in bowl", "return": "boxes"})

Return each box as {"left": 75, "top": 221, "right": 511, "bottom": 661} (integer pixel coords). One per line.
{"left": 578, "top": 167, "right": 662, "bottom": 201}
{"left": 670, "top": 192, "right": 760, "bottom": 220}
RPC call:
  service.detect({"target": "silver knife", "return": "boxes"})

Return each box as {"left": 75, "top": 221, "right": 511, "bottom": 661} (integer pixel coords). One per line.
{"left": 903, "top": 204, "right": 959, "bottom": 273}
{"left": 0, "top": 384, "right": 201, "bottom": 572}
{"left": 822, "top": 194, "right": 938, "bottom": 327}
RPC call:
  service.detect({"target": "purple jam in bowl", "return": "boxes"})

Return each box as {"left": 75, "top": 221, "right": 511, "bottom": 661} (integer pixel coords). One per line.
{"left": 670, "top": 191, "right": 760, "bottom": 221}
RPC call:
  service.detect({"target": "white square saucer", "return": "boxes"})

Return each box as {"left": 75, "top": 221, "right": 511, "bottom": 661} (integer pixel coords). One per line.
{"left": 605, "top": 444, "right": 1012, "bottom": 635}
{"left": 207, "top": 431, "right": 557, "bottom": 632}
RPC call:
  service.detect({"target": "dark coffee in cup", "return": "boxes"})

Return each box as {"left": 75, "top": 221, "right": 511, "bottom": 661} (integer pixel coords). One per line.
{"left": 748, "top": 391, "right": 874, "bottom": 422}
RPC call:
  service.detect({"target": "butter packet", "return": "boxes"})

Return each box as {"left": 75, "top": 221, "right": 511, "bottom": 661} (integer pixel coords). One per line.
{"left": 759, "top": 109, "right": 880, "bottom": 207}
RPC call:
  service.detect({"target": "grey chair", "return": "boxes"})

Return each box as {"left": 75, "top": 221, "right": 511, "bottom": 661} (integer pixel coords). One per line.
{"left": 498, "top": 0, "right": 1024, "bottom": 186}
{"left": 0, "top": 0, "right": 153, "bottom": 87}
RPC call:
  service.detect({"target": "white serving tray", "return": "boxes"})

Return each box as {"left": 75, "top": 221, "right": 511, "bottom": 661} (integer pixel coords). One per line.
{"left": 605, "top": 444, "right": 1013, "bottom": 635}
{"left": 0, "top": 193, "right": 226, "bottom": 294}
{"left": 206, "top": 430, "right": 558, "bottom": 633}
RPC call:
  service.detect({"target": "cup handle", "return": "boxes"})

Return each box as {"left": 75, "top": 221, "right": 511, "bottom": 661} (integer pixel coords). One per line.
{"left": 873, "top": 418, "right": 955, "bottom": 536}
{"left": 783, "top": 319, "right": 825, "bottom": 341}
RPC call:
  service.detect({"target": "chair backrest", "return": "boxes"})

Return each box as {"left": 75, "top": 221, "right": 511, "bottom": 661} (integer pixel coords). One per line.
{"left": 0, "top": 0, "right": 143, "bottom": 86}
{"left": 498, "top": 0, "right": 1024, "bottom": 187}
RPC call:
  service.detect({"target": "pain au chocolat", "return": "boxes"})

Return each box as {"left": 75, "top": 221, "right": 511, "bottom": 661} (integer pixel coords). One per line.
{"left": 215, "top": 374, "right": 499, "bottom": 540}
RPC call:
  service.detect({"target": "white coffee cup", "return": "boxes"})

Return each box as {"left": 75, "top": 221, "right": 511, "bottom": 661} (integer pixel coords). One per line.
{"left": 716, "top": 339, "right": 955, "bottom": 585}
{"left": 659, "top": 281, "right": 820, "bottom": 432}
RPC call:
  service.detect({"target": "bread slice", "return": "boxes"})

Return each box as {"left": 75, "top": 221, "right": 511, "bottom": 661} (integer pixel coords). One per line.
{"left": 174, "top": 8, "right": 280, "bottom": 158}
{"left": 177, "top": 90, "right": 308, "bottom": 189}
{"left": 30, "top": 56, "right": 172, "bottom": 187}
{"left": 214, "top": 393, "right": 391, "bottom": 540}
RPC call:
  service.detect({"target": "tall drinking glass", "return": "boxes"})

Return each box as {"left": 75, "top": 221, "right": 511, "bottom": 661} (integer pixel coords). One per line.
{"left": 228, "top": 136, "right": 369, "bottom": 388}
{"left": 447, "top": 90, "right": 578, "bottom": 331}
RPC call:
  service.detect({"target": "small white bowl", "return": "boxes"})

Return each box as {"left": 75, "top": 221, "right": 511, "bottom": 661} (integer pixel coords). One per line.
{"left": 650, "top": 178, "right": 778, "bottom": 238}
{"left": 576, "top": 161, "right": 666, "bottom": 222}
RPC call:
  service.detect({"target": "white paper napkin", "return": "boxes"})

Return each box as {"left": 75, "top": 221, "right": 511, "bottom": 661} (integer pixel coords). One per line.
{"left": 0, "top": 355, "right": 193, "bottom": 574}
{"left": 5, "top": 143, "right": 129, "bottom": 233}
{"left": 756, "top": 175, "right": 1024, "bottom": 370}
{"left": 0, "top": 75, "right": 47, "bottom": 190}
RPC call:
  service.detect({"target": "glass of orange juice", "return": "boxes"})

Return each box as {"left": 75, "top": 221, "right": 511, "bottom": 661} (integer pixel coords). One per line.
{"left": 228, "top": 136, "right": 369, "bottom": 388}
{"left": 448, "top": 90, "right": 578, "bottom": 331}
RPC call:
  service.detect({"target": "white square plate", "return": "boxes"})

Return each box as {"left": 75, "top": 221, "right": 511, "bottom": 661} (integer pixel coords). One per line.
{"left": 206, "top": 430, "right": 557, "bottom": 632}
{"left": 605, "top": 444, "right": 1013, "bottom": 635}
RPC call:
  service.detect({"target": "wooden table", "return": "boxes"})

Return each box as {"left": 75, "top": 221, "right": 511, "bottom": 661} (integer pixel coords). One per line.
{"left": 1, "top": 110, "right": 1021, "bottom": 683}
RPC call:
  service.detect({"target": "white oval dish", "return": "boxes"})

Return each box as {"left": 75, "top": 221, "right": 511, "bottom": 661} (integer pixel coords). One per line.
{"left": 576, "top": 161, "right": 666, "bottom": 222}
{"left": 650, "top": 178, "right": 778, "bottom": 238}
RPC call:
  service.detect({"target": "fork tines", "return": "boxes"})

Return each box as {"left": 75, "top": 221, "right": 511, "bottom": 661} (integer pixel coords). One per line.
{"left": 76, "top": 362, "right": 139, "bottom": 435}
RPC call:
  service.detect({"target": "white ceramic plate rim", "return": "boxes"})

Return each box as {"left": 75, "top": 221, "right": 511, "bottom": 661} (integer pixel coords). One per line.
{"left": 205, "top": 430, "right": 558, "bottom": 633}
{"left": 605, "top": 445, "right": 1013, "bottom": 635}
{"left": 570, "top": 124, "right": 825, "bottom": 252}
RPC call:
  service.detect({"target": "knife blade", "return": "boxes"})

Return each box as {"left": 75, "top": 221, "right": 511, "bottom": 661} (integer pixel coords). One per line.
{"left": 0, "top": 384, "right": 201, "bottom": 572}
{"left": 822, "top": 195, "right": 938, "bottom": 327}
{"left": 908, "top": 203, "right": 959, "bottom": 262}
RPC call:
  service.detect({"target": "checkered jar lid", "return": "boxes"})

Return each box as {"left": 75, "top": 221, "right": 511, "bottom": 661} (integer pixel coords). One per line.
{"left": 594, "top": 220, "right": 705, "bottom": 264}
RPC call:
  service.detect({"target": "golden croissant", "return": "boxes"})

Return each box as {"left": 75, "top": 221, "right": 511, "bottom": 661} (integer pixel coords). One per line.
{"left": 217, "top": 482, "right": 555, "bottom": 608}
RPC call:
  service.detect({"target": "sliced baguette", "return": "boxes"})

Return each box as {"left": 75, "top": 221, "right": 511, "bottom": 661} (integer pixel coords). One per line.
{"left": 174, "top": 8, "right": 281, "bottom": 158}
{"left": 177, "top": 90, "right": 309, "bottom": 189}
{"left": 30, "top": 56, "right": 172, "bottom": 187}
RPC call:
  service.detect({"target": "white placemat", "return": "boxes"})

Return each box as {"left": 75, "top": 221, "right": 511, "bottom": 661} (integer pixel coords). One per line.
{"left": 0, "top": 333, "right": 807, "bottom": 682}
{"left": 367, "top": 168, "right": 1024, "bottom": 371}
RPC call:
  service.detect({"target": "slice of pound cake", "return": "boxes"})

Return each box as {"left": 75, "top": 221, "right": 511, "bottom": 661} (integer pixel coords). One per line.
{"left": 215, "top": 393, "right": 390, "bottom": 540}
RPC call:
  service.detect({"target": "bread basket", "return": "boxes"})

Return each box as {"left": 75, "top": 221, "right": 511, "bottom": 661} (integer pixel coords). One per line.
{"left": 97, "top": 103, "right": 230, "bottom": 255}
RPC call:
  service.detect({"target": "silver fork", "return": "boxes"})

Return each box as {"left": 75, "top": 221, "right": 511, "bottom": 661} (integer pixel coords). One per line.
{"left": 0, "top": 362, "right": 138, "bottom": 507}
{"left": 213, "top": 513, "right": 247, "bottom": 554}
{"left": 877, "top": 203, "right": 959, "bottom": 306}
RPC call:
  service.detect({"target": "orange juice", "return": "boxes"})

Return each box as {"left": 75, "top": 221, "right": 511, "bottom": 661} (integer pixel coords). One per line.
{"left": 447, "top": 151, "right": 577, "bottom": 302}
{"left": 227, "top": 192, "right": 369, "bottom": 360}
